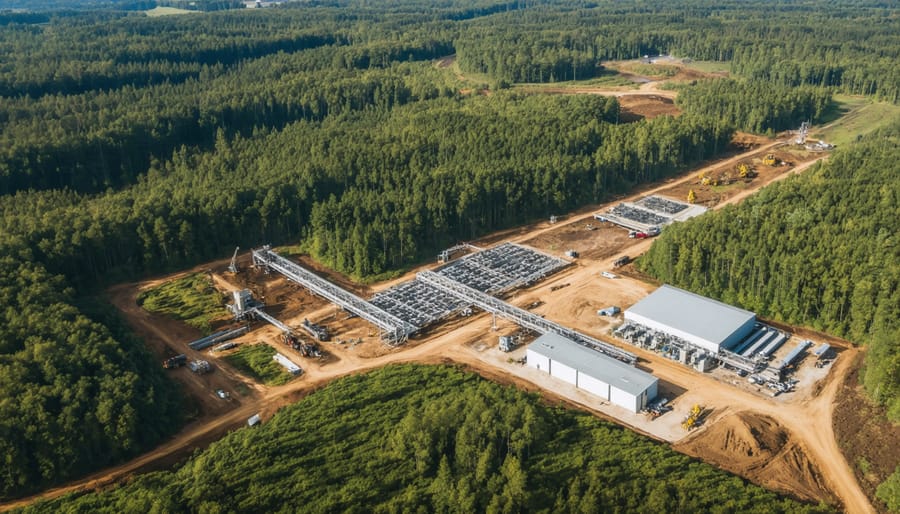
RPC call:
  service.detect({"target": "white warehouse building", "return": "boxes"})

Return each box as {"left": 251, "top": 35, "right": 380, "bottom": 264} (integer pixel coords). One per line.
{"left": 625, "top": 285, "right": 756, "bottom": 354}
{"left": 526, "top": 333, "right": 658, "bottom": 413}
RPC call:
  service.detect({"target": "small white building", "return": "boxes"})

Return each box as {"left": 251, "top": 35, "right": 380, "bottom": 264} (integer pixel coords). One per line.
{"left": 625, "top": 285, "right": 756, "bottom": 354}
{"left": 526, "top": 333, "right": 658, "bottom": 413}
{"left": 273, "top": 352, "right": 302, "bottom": 375}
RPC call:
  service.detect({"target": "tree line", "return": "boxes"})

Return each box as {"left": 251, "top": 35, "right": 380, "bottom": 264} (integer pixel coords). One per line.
{"left": 0, "top": 243, "right": 183, "bottom": 500}
{"left": 0, "top": 0, "right": 893, "bottom": 502}
{"left": 0, "top": 92, "right": 731, "bottom": 283}
{"left": 677, "top": 79, "right": 832, "bottom": 134}
{"left": 19, "top": 364, "right": 833, "bottom": 513}
{"left": 639, "top": 122, "right": 900, "bottom": 422}
{"left": 452, "top": 1, "right": 899, "bottom": 101}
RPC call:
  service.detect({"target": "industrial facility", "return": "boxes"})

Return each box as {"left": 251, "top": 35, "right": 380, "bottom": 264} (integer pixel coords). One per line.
{"left": 526, "top": 333, "right": 658, "bottom": 413}
{"left": 594, "top": 195, "right": 707, "bottom": 233}
{"left": 252, "top": 243, "right": 636, "bottom": 364}
{"left": 625, "top": 285, "right": 756, "bottom": 354}
{"left": 615, "top": 284, "right": 816, "bottom": 396}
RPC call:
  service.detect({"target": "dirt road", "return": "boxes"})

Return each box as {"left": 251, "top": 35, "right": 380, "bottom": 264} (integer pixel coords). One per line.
{"left": 3, "top": 141, "right": 862, "bottom": 512}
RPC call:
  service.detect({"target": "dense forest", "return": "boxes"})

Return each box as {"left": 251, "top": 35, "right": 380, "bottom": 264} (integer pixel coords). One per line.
{"left": 20, "top": 365, "right": 832, "bottom": 513}
{"left": 676, "top": 80, "right": 832, "bottom": 135}
{"left": 639, "top": 123, "right": 900, "bottom": 422}
{"left": 454, "top": 2, "right": 900, "bottom": 101}
{"left": 0, "top": 0, "right": 896, "bottom": 504}
{"left": 0, "top": 246, "right": 183, "bottom": 499}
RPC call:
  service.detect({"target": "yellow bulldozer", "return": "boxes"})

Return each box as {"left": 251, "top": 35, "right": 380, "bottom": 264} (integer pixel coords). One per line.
{"left": 736, "top": 162, "right": 757, "bottom": 179}
{"left": 698, "top": 172, "right": 717, "bottom": 186}
{"left": 681, "top": 404, "right": 704, "bottom": 431}
{"left": 762, "top": 153, "right": 777, "bottom": 166}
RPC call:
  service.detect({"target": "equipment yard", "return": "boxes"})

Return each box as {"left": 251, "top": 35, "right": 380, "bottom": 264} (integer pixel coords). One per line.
{"left": 4, "top": 132, "right": 872, "bottom": 514}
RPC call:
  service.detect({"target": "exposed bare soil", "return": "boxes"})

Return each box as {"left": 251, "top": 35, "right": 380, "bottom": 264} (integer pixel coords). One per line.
{"left": 6, "top": 134, "right": 871, "bottom": 513}
{"left": 676, "top": 411, "right": 834, "bottom": 504}
{"left": 833, "top": 352, "right": 900, "bottom": 513}
{"left": 617, "top": 94, "right": 681, "bottom": 121}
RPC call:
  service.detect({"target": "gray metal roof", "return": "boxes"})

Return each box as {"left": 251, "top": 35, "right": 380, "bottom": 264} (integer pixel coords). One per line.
{"left": 529, "top": 333, "right": 657, "bottom": 395}
{"left": 626, "top": 285, "right": 755, "bottom": 345}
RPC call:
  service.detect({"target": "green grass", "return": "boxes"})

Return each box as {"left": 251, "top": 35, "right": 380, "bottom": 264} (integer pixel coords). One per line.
{"left": 625, "top": 63, "right": 679, "bottom": 78}
{"left": 224, "top": 343, "right": 294, "bottom": 386}
{"left": 144, "top": 6, "right": 196, "bottom": 16}
{"left": 682, "top": 60, "right": 731, "bottom": 73}
{"left": 814, "top": 96, "right": 900, "bottom": 147}
{"left": 136, "top": 272, "right": 225, "bottom": 334}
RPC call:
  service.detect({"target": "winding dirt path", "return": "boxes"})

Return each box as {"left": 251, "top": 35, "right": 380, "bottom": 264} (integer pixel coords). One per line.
{"left": 1, "top": 140, "right": 864, "bottom": 512}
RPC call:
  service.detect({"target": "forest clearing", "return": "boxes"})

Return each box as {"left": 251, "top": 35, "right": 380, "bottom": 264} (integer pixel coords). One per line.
{"left": 1, "top": 1, "right": 897, "bottom": 513}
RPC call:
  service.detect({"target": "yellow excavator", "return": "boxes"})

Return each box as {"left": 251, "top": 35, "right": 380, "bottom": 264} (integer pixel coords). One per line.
{"left": 681, "top": 404, "right": 703, "bottom": 430}
{"left": 736, "top": 162, "right": 757, "bottom": 179}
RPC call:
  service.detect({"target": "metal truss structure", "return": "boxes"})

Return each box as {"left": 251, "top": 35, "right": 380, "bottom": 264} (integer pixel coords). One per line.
{"left": 252, "top": 246, "right": 416, "bottom": 344}
{"left": 417, "top": 270, "right": 636, "bottom": 364}
{"left": 249, "top": 308, "right": 293, "bottom": 335}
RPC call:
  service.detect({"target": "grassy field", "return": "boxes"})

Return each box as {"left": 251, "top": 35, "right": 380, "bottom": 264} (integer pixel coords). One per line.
{"left": 224, "top": 343, "right": 294, "bottom": 386}
{"left": 136, "top": 272, "right": 225, "bottom": 334}
{"left": 814, "top": 95, "right": 900, "bottom": 147}
{"left": 144, "top": 6, "right": 197, "bottom": 16}
{"left": 625, "top": 63, "right": 680, "bottom": 78}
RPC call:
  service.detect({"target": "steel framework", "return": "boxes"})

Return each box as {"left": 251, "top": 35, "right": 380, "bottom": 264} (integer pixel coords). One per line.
{"left": 417, "top": 270, "right": 636, "bottom": 364}
{"left": 252, "top": 246, "right": 416, "bottom": 344}
{"left": 249, "top": 308, "right": 293, "bottom": 335}
{"left": 717, "top": 349, "right": 763, "bottom": 374}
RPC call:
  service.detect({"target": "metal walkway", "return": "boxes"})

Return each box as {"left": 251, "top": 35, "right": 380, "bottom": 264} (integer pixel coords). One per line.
{"left": 417, "top": 270, "right": 636, "bottom": 364}
{"left": 252, "top": 246, "right": 416, "bottom": 344}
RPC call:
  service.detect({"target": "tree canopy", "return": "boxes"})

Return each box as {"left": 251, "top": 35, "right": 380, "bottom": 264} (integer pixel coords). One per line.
{"left": 0, "top": 0, "right": 896, "bottom": 502}
{"left": 21, "top": 365, "right": 832, "bottom": 513}
{"left": 639, "top": 122, "right": 900, "bottom": 421}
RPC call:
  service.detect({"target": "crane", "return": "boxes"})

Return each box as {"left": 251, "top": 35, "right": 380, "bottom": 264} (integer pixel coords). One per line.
{"left": 228, "top": 246, "right": 240, "bottom": 274}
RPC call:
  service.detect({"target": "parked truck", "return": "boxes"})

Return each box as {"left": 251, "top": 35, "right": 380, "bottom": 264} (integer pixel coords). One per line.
{"left": 163, "top": 354, "right": 188, "bottom": 369}
{"left": 613, "top": 256, "right": 630, "bottom": 268}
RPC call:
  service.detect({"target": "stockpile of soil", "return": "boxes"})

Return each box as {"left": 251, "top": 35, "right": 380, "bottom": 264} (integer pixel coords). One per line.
{"left": 676, "top": 411, "right": 834, "bottom": 504}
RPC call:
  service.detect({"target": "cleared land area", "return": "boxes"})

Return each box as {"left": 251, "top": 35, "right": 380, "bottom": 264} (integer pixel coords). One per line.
{"left": 143, "top": 6, "right": 196, "bottom": 16}
{"left": 813, "top": 96, "right": 900, "bottom": 147}
{"left": 1, "top": 114, "right": 874, "bottom": 513}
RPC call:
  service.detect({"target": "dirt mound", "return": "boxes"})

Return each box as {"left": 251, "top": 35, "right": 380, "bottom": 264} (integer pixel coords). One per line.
{"left": 676, "top": 411, "right": 834, "bottom": 504}
{"left": 618, "top": 94, "right": 680, "bottom": 121}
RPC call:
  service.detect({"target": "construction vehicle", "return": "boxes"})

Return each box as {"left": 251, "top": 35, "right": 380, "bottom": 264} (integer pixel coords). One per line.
{"left": 736, "top": 162, "right": 756, "bottom": 179}
{"left": 499, "top": 336, "right": 517, "bottom": 352}
{"left": 228, "top": 246, "right": 240, "bottom": 274}
{"left": 681, "top": 404, "right": 703, "bottom": 430}
{"left": 189, "top": 360, "right": 212, "bottom": 374}
{"left": 762, "top": 153, "right": 777, "bottom": 166}
{"left": 302, "top": 319, "right": 330, "bottom": 341}
{"left": 163, "top": 354, "right": 188, "bottom": 369}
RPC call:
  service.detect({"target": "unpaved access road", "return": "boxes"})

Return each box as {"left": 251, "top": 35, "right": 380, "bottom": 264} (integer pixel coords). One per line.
{"left": 3, "top": 141, "right": 864, "bottom": 512}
